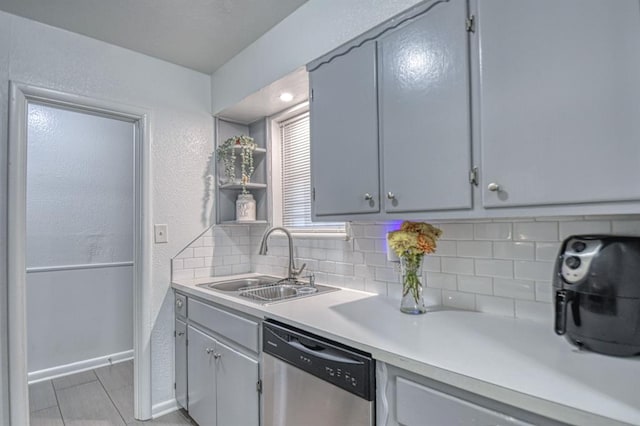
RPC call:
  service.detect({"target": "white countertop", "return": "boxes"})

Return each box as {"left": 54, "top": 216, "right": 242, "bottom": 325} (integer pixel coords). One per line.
{"left": 173, "top": 274, "right": 640, "bottom": 426}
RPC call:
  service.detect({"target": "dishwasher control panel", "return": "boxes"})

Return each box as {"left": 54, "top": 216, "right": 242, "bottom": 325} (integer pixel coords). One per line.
{"left": 263, "top": 320, "right": 375, "bottom": 400}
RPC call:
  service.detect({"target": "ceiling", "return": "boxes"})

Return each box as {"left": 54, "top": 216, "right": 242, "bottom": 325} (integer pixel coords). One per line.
{"left": 0, "top": 0, "right": 308, "bottom": 74}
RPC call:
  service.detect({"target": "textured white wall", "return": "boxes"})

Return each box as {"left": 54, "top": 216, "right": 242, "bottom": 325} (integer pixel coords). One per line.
{"left": 0, "top": 11, "right": 11, "bottom": 426}
{"left": 210, "top": 0, "right": 424, "bottom": 114}
{"left": 0, "top": 10, "right": 213, "bottom": 409}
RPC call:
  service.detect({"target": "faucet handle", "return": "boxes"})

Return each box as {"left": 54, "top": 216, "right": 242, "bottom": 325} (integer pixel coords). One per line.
{"left": 295, "top": 263, "right": 307, "bottom": 278}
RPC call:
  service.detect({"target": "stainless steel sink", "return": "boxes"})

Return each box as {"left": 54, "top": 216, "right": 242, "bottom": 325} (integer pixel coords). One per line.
{"left": 197, "top": 276, "right": 338, "bottom": 304}
{"left": 199, "top": 276, "right": 281, "bottom": 292}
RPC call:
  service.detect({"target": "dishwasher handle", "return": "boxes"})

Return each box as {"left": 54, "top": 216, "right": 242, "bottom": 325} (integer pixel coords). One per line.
{"left": 288, "top": 339, "right": 364, "bottom": 365}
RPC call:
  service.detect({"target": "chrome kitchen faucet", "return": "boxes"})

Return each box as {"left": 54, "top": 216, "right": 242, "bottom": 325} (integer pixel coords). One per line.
{"left": 258, "top": 227, "right": 306, "bottom": 281}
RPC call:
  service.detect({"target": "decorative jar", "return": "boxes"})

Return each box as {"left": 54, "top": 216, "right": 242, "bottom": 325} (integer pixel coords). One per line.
{"left": 236, "top": 193, "right": 256, "bottom": 222}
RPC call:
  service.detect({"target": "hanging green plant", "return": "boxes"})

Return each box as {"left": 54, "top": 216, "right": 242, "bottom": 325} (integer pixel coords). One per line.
{"left": 216, "top": 135, "right": 256, "bottom": 194}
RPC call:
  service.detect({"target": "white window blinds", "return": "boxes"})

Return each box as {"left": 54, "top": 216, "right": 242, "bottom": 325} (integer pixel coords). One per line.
{"left": 280, "top": 113, "right": 344, "bottom": 232}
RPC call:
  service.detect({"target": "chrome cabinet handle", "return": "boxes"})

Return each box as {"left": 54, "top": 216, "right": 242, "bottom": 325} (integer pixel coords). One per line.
{"left": 364, "top": 193, "right": 373, "bottom": 201}
{"left": 206, "top": 348, "right": 214, "bottom": 354}
{"left": 487, "top": 183, "right": 500, "bottom": 192}
{"left": 387, "top": 192, "right": 396, "bottom": 200}
{"left": 176, "top": 299, "right": 183, "bottom": 309}
{"left": 176, "top": 331, "right": 185, "bottom": 337}
{"left": 213, "top": 353, "right": 222, "bottom": 360}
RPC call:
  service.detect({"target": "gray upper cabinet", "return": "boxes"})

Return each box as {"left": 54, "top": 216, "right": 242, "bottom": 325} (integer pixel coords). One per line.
{"left": 379, "top": 0, "right": 472, "bottom": 213}
{"left": 309, "top": 41, "right": 380, "bottom": 216}
{"left": 478, "top": 0, "right": 640, "bottom": 208}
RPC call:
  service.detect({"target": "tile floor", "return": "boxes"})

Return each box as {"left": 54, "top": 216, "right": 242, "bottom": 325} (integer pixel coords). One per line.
{"left": 29, "top": 360, "right": 195, "bottom": 425}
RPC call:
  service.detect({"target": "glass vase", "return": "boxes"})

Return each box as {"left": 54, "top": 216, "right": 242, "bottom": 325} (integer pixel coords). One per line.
{"left": 399, "top": 254, "right": 426, "bottom": 314}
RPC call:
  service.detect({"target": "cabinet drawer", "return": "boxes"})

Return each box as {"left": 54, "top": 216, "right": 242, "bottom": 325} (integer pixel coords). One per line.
{"left": 396, "top": 377, "right": 534, "bottom": 426}
{"left": 188, "top": 298, "right": 259, "bottom": 352}
{"left": 175, "top": 292, "right": 187, "bottom": 319}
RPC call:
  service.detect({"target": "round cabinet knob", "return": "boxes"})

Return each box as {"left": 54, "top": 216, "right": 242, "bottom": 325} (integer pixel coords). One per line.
{"left": 214, "top": 353, "right": 222, "bottom": 360}
{"left": 206, "top": 348, "right": 214, "bottom": 355}
{"left": 176, "top": 299, "right": 183, "bottom": 309}
{"left": 387, "top": 192, "right": 396, "bottom": 200}
{"left": 487, "top": 183, "right": 500, "bottom": 192}
{"left": 364, "top": 193, "right": 373, "bottom": 201}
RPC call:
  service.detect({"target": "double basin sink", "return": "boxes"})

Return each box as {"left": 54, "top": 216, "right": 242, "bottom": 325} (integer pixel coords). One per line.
{"left": 197, "top": 275, "right": 338, "bottom": 305}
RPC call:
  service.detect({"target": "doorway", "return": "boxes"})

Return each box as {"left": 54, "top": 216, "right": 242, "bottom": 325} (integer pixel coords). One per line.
{"left": 7, "top": 83, "right": 152, "bottom": 425}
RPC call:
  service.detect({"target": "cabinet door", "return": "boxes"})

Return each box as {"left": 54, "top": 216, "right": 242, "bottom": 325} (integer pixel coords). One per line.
{"left": 187, "top": 326, "right": 217, "bottom": 426}
{"left": 310, "top": 41, "right": 380, "bottom": 216}
{"left": 379, "top": 0, "right": 472, "bottom": 213}
{"left": 479, "top": 0, "right": 640, "bottom": 208}
{"left": 215, "top": 340, "right": 259, "bottom": 426}
{"left": 175, "top": 319, "right": 188, "bottom": 410}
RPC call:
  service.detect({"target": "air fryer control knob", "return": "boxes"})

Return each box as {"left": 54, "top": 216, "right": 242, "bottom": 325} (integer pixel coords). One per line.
{"left": 571, "top": 241, "right": 587, "bottom": 253}
{"left": 565, "top": 256, "right": 581, "bottom": 270}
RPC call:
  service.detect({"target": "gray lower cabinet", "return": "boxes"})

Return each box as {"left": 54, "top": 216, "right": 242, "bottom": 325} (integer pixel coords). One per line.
{"left": 175, "top": 319, "right": 188, "bottom": 410}
{"left": 378, "top": 0, "right": 472, "bottom": 213}
{"left": 477, "top": 0, "right": 640, "bottom": 209}
{"left": 174, "top": 291, "right": 260, "bottom": 426}
{"left": 378, "top": 363, "right": 560, "bottom": 426}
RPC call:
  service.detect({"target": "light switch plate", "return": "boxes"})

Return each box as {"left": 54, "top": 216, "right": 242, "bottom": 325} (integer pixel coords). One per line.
{"left": 154, "top": 224, "right": 169, "bottom": 243}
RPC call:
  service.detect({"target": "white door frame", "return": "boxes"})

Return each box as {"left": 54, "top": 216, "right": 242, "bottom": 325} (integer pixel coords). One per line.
{"left": 7, "top": 81, "right": 153, "bottom": 424}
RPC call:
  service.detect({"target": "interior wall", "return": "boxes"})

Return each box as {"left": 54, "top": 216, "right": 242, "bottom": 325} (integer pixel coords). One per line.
{"left": 0, "top": 11, "right": 11, "bottom": 426}
{"left": 210, "top": 0, "right": 423, "bottom": 114}
{"left": 26, "top": 104, "right": 134, "bottom": 374}
{"left": 0, "top": 10, "right": 213, "bottom": 410}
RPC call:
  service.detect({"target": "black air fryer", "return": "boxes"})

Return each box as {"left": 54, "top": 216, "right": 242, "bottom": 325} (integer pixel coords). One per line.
{"left": 553, "top": 235, "right": 640, "bottom": 356}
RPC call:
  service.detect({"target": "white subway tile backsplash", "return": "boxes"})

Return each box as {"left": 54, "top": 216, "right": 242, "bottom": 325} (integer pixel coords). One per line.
{"left": 458, "top": 276, "right": 493, "bottom": 295}
{"left": 559, "top": 221, "right": 611, "bottom": 239}
{"left": 434, "top": 240, "right": 456, "bottom": 256}
{"left": 474, "top": 223, "right": 512, "bottom": 240}
{"left": 535, "top": 281, "right": 553, "bottom": 303}
{"left": 457, "top": 241, "right": 493, "bottom": 258}
{"left": 423, "top": 256, "right": 441, "bottom": 272}
{"left": 173, "top": 215, "right": 640, "bottom": 321}
{"left": 475, "top": 295, "right": 515, "bottom": 317}
{"left": 493, "top": 278, "right": 535, "bottom": 300}
{"left": 514, "top": 261, "right": 554, "bottom": 282}
{"left": 535, "top": 242, "right": 561, "bottom": 261}
{"left": 612, "top": 220, "right": 640, "bottom": 236}
{"left": 442, "top": 291, "right": 476, "bottom": 310}
{"left": 475, "top": 259, "right": 513, "bottom": 278}
{"left": 493, "top": 242, "right": 534, "bottom": 260}
{"left": 441, "top": 257, "right": 475, "bottom": 275}
{"left": 514, "top": 222, "right": 558, "bottom": 241}
{"left": 426, "top": 272, "right": 457, "bottom": 290}
{"left": 515, "top": 300, "right": 553, "bottom": 323}
{"left": 183, "top": 257, "right": 205, "bottom": 269}
{"left": 439, "top": 223, "right": 474, "bottom": 240}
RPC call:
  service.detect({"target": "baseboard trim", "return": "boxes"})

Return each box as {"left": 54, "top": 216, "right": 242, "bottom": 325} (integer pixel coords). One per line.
{"left": 152, "top": 399, "right": 180, "bottom": 418}
{"left": 27, "top": 349, "right": 134, "bottom": 384}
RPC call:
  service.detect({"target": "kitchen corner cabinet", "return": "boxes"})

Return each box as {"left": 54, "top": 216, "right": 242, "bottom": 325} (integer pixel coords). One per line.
{"left": 174, "top": 291, "right": 260, "bottom": 426}
{"left": 478, "top": 0, "right": 640, "bottom": 208}
{"left": 308, "top": 0, "right": 472, "bottom": 219}
{"left": 215, "top": 117, "right": 269, "bottom": 224}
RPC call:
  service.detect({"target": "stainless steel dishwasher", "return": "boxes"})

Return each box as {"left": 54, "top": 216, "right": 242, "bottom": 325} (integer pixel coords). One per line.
{"left": 262, "top": 320, "right": 375, "bottom": 426}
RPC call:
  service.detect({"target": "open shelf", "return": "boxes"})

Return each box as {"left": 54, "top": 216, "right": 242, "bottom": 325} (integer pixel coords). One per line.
{"left": 219, "top": 183, "right": 267, "bottom": 190}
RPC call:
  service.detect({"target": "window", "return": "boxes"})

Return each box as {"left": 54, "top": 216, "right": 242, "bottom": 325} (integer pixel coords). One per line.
{"left": 273, "top": 106, "right": 345, "bottom": 235}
